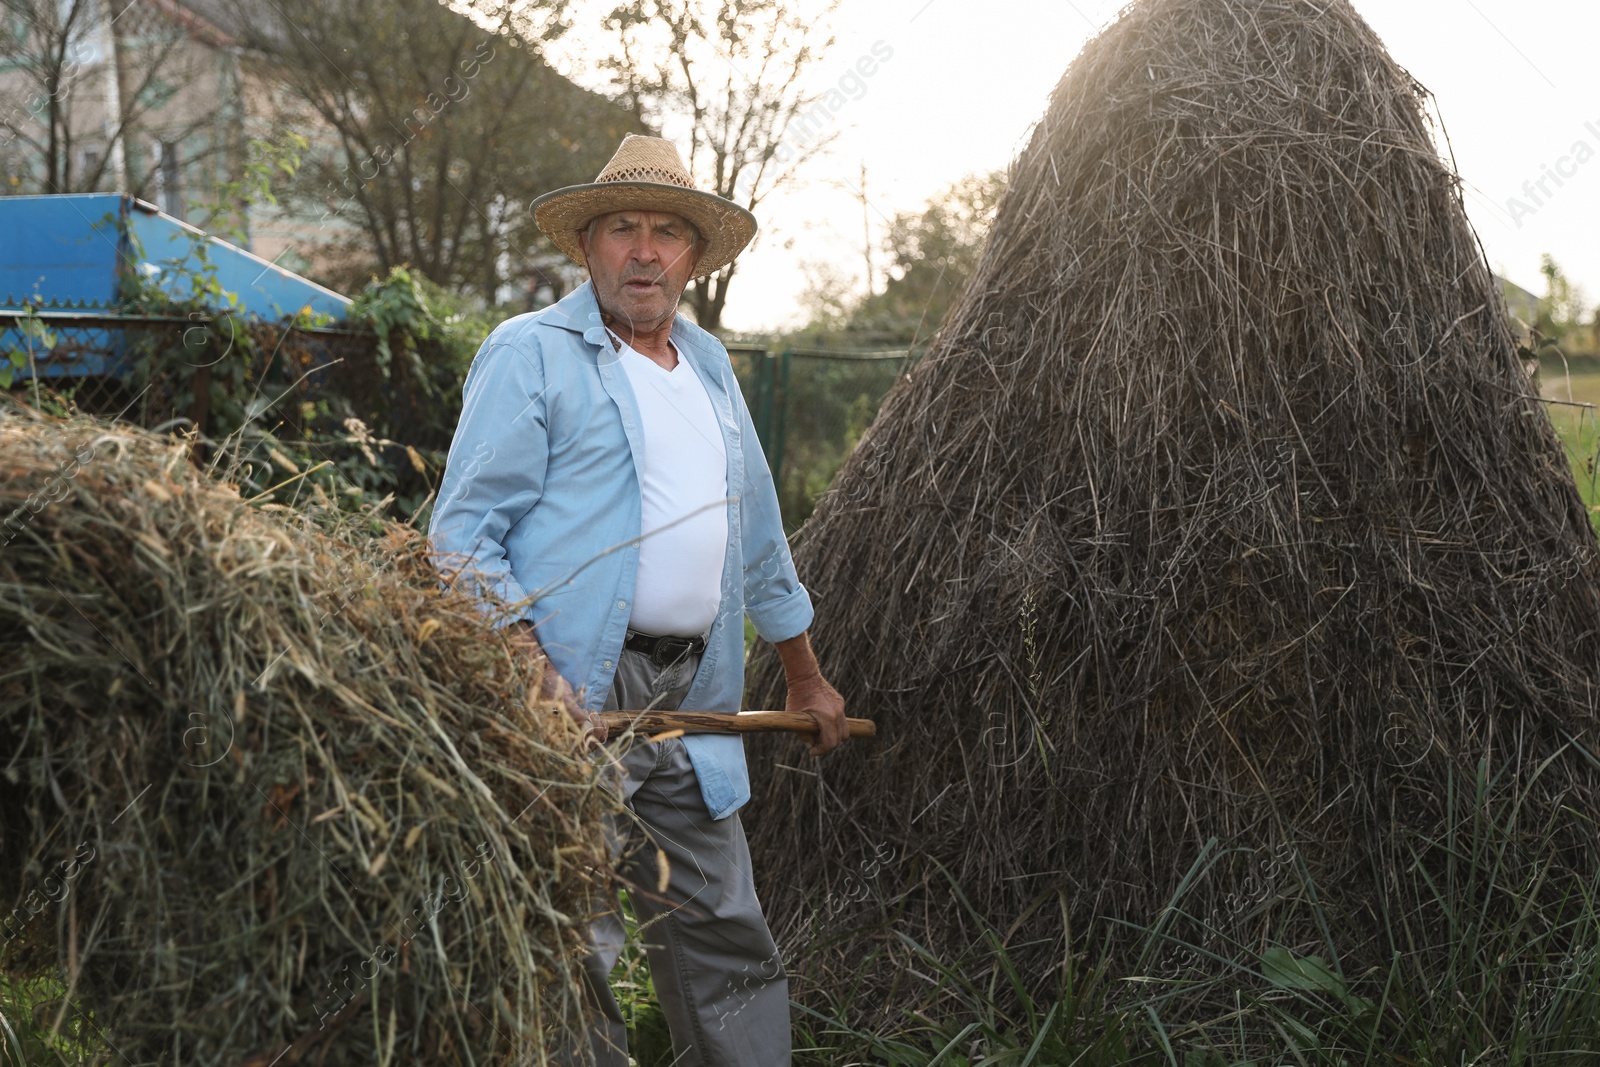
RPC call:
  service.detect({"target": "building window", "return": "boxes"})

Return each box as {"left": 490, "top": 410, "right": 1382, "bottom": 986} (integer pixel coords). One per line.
{"left": 79, "top": 145, "right": 103, "bottom": 186}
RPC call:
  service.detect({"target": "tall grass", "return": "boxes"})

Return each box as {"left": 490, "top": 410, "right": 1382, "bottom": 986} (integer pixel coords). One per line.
{"left": 8, "top": 773, "right": 1600, "bottom": 1064}
{"left": 791, "top": 893, "right": 1139, "bottom": 1066}
{"left": 1539, "top": 361, "right": 1600, "bottom": 532}
{"left": 777, "top": 762, "right": 1600, "bottom": 1066}
{"left": 0, "top": 978, "right": 89, "bottom": 1067}
{"left": 607, "top": 889, "right": 675, "bottom": 1067}
{"left": 1163, "top": 762, "right": 1600, "bottom": 1065}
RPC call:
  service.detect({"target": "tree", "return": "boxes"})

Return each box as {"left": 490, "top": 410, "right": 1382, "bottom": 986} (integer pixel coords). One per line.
{"left": 237, "top": 0, "right": 642, "bottom": 302}
{"left": 1537, "top": 254, "right": 1596, "bottom": 355}
{"left": 602, "top": 0, "right": 841, "bottom": 333}
{"left": 0, "top": 0, "right": 228, "bottom": 199}
{"left": 799, "top": 170, "right": 1006, "bottom": 345}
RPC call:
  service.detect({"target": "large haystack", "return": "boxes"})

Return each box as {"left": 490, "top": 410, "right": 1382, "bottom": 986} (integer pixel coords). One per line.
{"left": 747, "top": 0, "right": 1600, "bottom": 1011}
{"left": 0, "top": 409, "right": 609, "bottom": 1065}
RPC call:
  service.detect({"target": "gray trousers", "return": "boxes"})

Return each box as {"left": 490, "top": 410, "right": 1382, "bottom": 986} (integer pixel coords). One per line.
{"left": 570, "top": 647, "right": 790, "bottom": 1067}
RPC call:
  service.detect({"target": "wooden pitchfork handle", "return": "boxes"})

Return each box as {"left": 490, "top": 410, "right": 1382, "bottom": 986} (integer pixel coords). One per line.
{"left": 597, "top": 710, "right": 877, "bottom": 739}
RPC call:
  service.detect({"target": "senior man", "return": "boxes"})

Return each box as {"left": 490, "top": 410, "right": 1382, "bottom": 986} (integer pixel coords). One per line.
{"left": 429, "top": 134, "right": 846, "bottom": 1066}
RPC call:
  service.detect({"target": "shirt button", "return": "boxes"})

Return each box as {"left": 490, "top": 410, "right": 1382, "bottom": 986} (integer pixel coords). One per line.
{"left": 602, "top": 659, "right": 613, "bottom": 670}
{"left": 616, "top": 599, "right": 627, "bottom": 609}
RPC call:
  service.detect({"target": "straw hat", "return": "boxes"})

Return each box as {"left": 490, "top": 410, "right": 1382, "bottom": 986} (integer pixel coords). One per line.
{"left": 532, "top": 135, "right": 757, "bottom": 279}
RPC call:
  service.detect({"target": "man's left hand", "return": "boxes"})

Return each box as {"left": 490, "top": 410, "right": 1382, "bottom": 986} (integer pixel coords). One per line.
{"left": 787, "top": 673, "right": 847, "bottom": 755}
{"left": 774, "top": 631, "right": 847, "bottom": 756}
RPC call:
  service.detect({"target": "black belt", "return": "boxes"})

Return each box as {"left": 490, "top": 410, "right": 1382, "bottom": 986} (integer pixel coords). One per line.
{"left": 624, "top": 629, "right": 707, "bottom": 667}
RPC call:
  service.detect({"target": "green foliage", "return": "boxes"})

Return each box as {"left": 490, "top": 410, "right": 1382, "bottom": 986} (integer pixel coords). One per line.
{"left": 728, "top": 347, "right": 900, "bottom": 530}
{"left": 1251, "top": 909, "right": 1600, "bottom": 1066}
{"left": 1259, "top": 947, "right": 1365, "bottom": 1011}
{"left": 350, "top": 266, "right": 438, "bottom": 381}
{"left": 793, "top": 924, "right": 1139, "bottom": 1066}
{"left": 1155, "top": 764, "right": 1600, "bottom": 1066}
{"left": 92, "top": 155, "right": 499, "bottom": 522}
{"left": 1534, "top": 363, "right": 1600, "bottom": 533}
{"left": 608, "top": 890, "right": 676, "bottom": 1066}
{"left": 0, "top": 307, "right": 55, "bottom": 394}
{"left": 1538, "top": 255, "right": 1598, "bottom": 356}
{"left": 799, "top": 171, "right": 1005, "bottom": 346}
{"left": 199, "top": 134, "right": 310, "bottom": 244}
{"left": 409, "top": 274, "right": 504, "bottom": 365}
{"left": 758, "top": 172, "right": 1004, "bottom": 529}
{"left": 766, "top": 353, "right": 904, "bottom": 532}
{"left": 0, "top": 978, "right": 92, "bottom": 1066}
{"left": 80, "top": 227, "right": 488, "bottom": 522}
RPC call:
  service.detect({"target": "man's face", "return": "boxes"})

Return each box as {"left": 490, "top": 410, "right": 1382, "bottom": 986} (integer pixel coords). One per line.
{"left": 577, "top": 210, "right": 703, "bottom": 328}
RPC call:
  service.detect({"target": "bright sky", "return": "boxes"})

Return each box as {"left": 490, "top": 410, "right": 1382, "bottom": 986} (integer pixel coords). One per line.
{"left": 546, "top": 0, "right": 1600, "bottom": 333}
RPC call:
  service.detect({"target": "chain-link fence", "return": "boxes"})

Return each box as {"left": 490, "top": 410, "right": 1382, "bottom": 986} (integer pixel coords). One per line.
{"left": 1, "top": 298, "right": 449, "bottom": 512}
{"left": 3, "top": 302, "right": 149, "bottom": 417}
{"left": 2, "top": 298, "right": 381, "bottom": 430}
{"left": 730, "top": 344, "right": 919, "bottom": 532}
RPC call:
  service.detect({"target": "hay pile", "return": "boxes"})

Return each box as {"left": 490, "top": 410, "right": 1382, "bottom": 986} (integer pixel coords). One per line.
{"left": 747, "top": 0, "right": 1600, "bottom": 1010}
{"left": 0, "top": 408, "right": 609, "bottom": 1065}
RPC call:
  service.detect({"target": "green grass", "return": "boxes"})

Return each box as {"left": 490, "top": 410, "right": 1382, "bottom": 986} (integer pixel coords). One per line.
{"left": 774, "top": 760, "right": 1600, "bottom": 1066}
{"left": 791, "top": 922, "right": 1142, "bottom": 1066}
{"left": 1539, "top": 365, "right": 1600, "bottom": 530}
{"left": 1161, "top": 762, "right": 1600, "bottom": 1066}
{"left": 0, "top": 978, "right": 92, "bottom": 1067}
{"left": 608, "top": 889, "right": 676, "bottom": 1067}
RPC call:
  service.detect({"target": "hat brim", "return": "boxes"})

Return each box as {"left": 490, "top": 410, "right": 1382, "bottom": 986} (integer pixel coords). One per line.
{"left": 532, "top": 181, "right": 757, "bottom": 280}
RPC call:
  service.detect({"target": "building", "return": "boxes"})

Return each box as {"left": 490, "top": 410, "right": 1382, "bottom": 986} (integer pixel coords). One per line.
{"left": 1, "top": 0, "right": 633, "bottom": 305}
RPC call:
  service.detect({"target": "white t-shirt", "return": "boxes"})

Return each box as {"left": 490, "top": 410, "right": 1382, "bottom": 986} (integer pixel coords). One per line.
{"left": 617, "top": 339, "right": 729, "bottom": 637}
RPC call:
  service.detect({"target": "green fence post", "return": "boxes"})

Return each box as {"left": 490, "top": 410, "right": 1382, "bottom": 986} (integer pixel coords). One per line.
{"left": 752, "top": 348, "right": 775, "bottom": 459}
{"left": 771, "top": 349, "right": 792, "bottom": 485}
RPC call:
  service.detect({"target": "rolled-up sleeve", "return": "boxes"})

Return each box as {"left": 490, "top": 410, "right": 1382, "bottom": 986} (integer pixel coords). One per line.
{"left": 428, "top": 328, "right": 549, "bottom": 626}
{"left": 737, "top": 393, "right": 813, "bottom": 643}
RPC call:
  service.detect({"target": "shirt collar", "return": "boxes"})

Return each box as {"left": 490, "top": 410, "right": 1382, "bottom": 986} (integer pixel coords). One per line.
{"left": 538, "top": 280, "right": 608, "bottom": 345}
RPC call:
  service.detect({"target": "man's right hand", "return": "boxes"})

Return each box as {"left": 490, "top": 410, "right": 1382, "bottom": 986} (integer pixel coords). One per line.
{"left": 510, "top": 621, "right": 608, "bottom": 747}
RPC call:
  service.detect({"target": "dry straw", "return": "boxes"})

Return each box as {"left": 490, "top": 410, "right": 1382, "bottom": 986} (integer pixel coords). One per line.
{"left": 0, "top": 408, "right": 611, "bottom": 1065}
{"left": 747, "top": 0, "right": 1600, "bottom": 1016}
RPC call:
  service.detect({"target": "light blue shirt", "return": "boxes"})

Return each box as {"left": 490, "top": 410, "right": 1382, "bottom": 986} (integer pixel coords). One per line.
{"left": 428, "top": 282, "right": 813, "bottom": 819}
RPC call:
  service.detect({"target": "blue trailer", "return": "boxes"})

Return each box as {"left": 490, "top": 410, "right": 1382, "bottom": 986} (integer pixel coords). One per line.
{"left": 2, "top": 193, "right": 351, "bottom": 379}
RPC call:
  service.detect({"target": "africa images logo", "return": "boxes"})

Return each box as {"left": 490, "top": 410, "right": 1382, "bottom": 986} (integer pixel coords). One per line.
{"left": 1504, "top": 120, "right": 1600, "bottom": 229}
